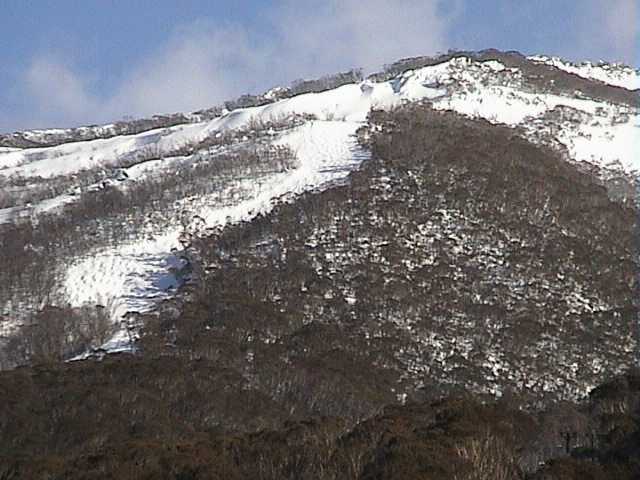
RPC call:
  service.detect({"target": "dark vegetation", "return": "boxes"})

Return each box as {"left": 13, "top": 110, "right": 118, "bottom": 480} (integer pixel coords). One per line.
{"left": 3, "top": 305, "right": 113, "bottom": 365}
{"left": 0, "top": 103, "right": 637, "bottom": 478}
{"left": 1, "top": 357, "right": 640, "bottom": 479}
{"left": 288, "top": 69, "right": 364, "bottom": 97}
{"left": 194, "top": 69, "right": 364, "bottom": 118}
{"left": 0, "top": 171, "right": 104, "bottom": 210}
{"left": 165, "top": 104, "right": 637, "bottom": 404}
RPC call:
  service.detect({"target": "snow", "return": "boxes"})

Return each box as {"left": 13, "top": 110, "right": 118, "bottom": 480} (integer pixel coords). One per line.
{"left": 0, "top": 194, "right": 77, "bottom": 224}
{"left": 3, "top": 56, "right": 636, "bottom": 182}
{"left": 0, "top": 125, "right": 179, "bottom": 177}
{"left": 2, "top": 54, "right": 639, "bottom": 352}
{"left": 435, "top": 87, "right": 640, "bottom": 174}
{"left": 63, "top": 121, "right": 368, "bottom": 330}
{"left": 557, "top": 113, "right": 640, "bottom": 174}
{"left": 529, "top": 55, "right": 640, "bottom": 90}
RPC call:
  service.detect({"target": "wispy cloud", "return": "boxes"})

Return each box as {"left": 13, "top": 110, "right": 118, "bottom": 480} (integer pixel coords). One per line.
{"left": 573, "top": 0, "right": 639, "bottom": 64}
{"left": 603, "top": 0, "right": 639, "bottom": 62}
{"left": 23, "top": 57, "right": 99, "bottom": 126}
{"left": 105, "top": 21, "right": 275, "bottom": 119}
{"left": 9, "top": 0, "right": 452, "bottom": 131}
{"left": 274, "top": 0, "right": 451, "bottom": 77}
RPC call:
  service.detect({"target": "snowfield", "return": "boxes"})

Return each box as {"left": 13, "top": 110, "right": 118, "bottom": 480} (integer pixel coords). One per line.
{"left": 1, "top": 54, "right": 638, "bottom": 350}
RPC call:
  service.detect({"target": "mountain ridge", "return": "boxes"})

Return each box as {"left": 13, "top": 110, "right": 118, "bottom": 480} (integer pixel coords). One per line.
{"left": 1, "top": 49, "right": 637, "bottom": 145}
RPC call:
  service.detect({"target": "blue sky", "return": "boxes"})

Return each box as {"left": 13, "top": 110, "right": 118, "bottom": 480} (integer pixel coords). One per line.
{"left": 1, "top": 0, "right": 638, "bottom": 132}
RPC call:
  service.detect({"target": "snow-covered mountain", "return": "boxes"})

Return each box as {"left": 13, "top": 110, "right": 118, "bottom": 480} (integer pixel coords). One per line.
{"left": 0, "top": 50, "right": 638, "bottom": 357}
{"left": 1, "top": 49, "right": 640, "bottom": 479}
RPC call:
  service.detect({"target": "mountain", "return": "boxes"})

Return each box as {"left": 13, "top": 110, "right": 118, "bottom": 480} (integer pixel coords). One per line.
{"left": 0, "top": 49, "right": 638, "bottom": 478}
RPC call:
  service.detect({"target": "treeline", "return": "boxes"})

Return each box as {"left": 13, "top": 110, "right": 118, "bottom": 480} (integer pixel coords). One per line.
{"left": 202, "top": 69, "right": 365, "bottom": 114}
{"left": 289, "top": 69, "right": 364, "bottom": 96}
{"left": 0, "top": 113, "right": 193, "bottom": 149}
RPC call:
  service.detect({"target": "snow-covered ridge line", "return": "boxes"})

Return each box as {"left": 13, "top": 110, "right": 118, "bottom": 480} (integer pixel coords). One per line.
{"left": 0, "top": 58, "right": 433, "bottom": 178}
{"left": 528, "top": 55, "right": 640, "bottom": 91}
{"left": 3, "top": 54, "right": 638, "bottom": 182}
{"left": 0, "top": 112, "right": 203, "bottom": 150}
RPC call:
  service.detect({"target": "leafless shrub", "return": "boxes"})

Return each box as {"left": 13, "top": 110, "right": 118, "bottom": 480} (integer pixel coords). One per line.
{"left": 5, "top": 303, "right": 116, "bottom": 366}
{"left": 454, "top": 430, "right": 521, "bottom": 480}
{"left": 289, "top": 69, "right": 363, "bottom": 96}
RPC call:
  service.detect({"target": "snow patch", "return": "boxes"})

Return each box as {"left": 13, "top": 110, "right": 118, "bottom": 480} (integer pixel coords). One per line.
{"left": 529, "top": 55, "right": 640, "bottom": 90}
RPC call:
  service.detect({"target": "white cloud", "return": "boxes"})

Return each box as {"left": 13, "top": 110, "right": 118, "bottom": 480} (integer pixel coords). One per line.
{"left": 275, "top": 0, "right": 450, "bottom": 77}
{"left": 603, "top": 0, "right": 639, "bottom": 62}
{"left": 573, "top": 0, "right": 639, "bottom": 65}
{"left": 10, "top": 0, "right": 452, "bottom": 130}
{"left": 105, "top": 21, "right": 275, "bottom": 119}
{"left": 23, "top": 58, "right": 99, "bottom": 125}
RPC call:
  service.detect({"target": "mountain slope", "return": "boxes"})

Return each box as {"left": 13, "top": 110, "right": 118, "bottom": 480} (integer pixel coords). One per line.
{"left": 1, "top": 104, "right": 639, "bottom": 480}
{"left": 1, "top": 51, "right": 638, "bottom": 360}
{"left": 151, "top": 104, "right": 636, "bottom": 406}
{"left": 0, "top": 49, "right": 639, "bottom": 479}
